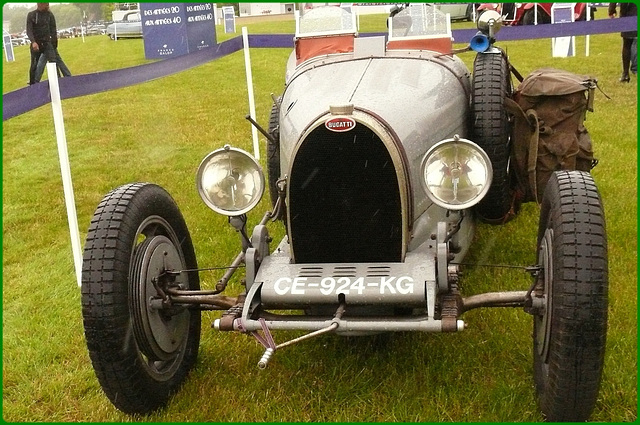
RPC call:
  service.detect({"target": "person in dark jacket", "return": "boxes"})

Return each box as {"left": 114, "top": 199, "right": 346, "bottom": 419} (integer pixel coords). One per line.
{"left": 26, "top": 3, "right": 71, "bottom": 85}
{"left": 608, "top": 2, "right": 638, "bottom": 82}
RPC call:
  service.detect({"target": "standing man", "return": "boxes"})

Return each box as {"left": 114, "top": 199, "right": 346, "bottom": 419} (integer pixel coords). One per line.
{"left": 608, "top": 2, "right": 638, "bottom": 82}
{"left": 26, "top": 3, "right": 71, "bottom": 85}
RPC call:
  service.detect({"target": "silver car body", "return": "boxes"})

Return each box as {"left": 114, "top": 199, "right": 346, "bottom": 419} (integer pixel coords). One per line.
{"left": 232, "top": 4, "right": 482, "bottom": 333}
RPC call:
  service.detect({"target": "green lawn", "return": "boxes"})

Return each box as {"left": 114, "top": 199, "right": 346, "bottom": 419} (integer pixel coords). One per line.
{"left": 2, "top": 13, "right": 637, "bottom": 422}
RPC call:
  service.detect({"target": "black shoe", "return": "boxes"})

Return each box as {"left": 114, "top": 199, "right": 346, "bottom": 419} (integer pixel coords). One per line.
{"left": 620, "top": 73, "right": 630, "bottom": 82}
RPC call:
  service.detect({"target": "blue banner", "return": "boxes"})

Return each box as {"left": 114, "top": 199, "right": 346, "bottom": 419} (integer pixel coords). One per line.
{"left": 551, "top": 4, "right": 575, "bottom": 57}
{"left": 185, "top": 3, "right": 217, "bottom": 52}
{"left": 223, "top": 6, "right": 236, "bottom": 34}
{"left": 141, "top": 3, "right": 188, "bottom": 59}
{"left": 3, "top": 31, "right": 15, "bottom": 62}
{"left": 141, "top": 3, "right": 216, "bottom": 60}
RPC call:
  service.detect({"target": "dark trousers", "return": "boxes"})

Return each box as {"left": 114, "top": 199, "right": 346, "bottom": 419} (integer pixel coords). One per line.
{"left": 622, "top": 37, "right": 634, "bottom": 76}
{"left": 33, "top": 43, "right": 72, "bottom": 83}
{"left": 631, "top": 38, "right": 637, "bottom": 73}
{"left": 29, "top": 48, "right": 42, "bottom": 85}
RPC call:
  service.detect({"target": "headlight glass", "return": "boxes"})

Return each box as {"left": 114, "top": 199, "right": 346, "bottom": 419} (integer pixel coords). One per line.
{"left": 196, "top": 145, "right": 265, "bottom": 216}
{"left": 420, "top": 137, "right": 492, "bottom": 210}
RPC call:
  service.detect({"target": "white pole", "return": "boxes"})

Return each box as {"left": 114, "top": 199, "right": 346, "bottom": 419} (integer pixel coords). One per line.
{"left": 242, "top": 26, "right": 260, "bottom": 160}
{"left": 47, "top": 62, "right": 83, "bottom": 287}
{"left": 585, "top": 4, "right": 591, "bottom": 57}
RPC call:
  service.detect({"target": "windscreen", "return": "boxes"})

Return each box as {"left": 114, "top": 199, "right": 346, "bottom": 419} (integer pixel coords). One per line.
{"left": 389, "top": 3, "right": 451, "bottom": 39}
{"left": 296, "top": 5, "right": 356, "bottom": 37}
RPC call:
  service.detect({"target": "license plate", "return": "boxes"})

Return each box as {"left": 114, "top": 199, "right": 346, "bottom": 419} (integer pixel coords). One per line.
{"left": 257, "top": 256, "right": 431, "bottom": 307}
{"left": 271, "top": 276, "right": 415, "bottom": 296}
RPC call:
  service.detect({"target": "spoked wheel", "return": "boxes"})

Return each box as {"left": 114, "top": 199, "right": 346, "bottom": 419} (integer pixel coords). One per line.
{"left": 532, "top": 171, "right": 608, "bottom": 421}
{"left": 81, "top": 183, "right": 201, "bottom": 414}
{"left": 471, "top": 50, "right": 517, "bottom": 223}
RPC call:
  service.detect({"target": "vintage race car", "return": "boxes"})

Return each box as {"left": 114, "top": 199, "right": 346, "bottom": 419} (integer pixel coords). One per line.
{"left": 80, "top": 4, "right": 608, "bottom": 421}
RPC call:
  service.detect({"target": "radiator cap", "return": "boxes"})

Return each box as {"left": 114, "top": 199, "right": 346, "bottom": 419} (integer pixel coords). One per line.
{"left": 329, "top": 104, "right": 354, "bottom": 115}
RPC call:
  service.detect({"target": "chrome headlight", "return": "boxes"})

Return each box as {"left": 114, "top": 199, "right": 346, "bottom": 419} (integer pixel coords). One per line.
{"left": 420, "top": 137, "right": 492, "bottom": 210}
{"left": 196, "top": 145, "right": 265, "bottom": 216}
{"left": 477, "top": 9, "right": 502, "bottom": 36}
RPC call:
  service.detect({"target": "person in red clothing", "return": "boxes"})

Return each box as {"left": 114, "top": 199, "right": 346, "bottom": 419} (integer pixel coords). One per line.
{"left": 608, "top": 2, "right": 638, "bottom": 82}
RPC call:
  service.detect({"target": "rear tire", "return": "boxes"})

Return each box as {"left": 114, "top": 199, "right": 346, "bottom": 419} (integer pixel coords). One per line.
{"left": 532, "top": 171, "right": 608, "bottom": 421}
{"left": 81, "top": 183, "right": 201, "bottom": 414}
{"left": 471, "top": 51, "right": 517, "bottom": 223}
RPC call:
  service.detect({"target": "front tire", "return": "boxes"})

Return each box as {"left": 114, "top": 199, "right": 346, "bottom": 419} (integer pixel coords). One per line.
{"left": 81, "top": 183, "right": 201, "bottom": 414}
{"left": 471, "top": 51, "right": 517, "bottom": 223}
{"left": 532, "top": 171, "right": 608, "bottom": 421}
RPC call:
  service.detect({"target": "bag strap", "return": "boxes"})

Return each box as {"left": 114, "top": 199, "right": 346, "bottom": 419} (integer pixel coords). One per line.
{"left": 509, "top": 62, "right": 525, "bottom": 83}
{"left": 525, "top": 109, "right": 540, "bottom": 203}
{"left": 504, "top": 97, "right": 540, "bottom": 202}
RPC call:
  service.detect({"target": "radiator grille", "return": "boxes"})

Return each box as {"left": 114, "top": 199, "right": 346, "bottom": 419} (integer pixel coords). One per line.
{"left": 289, "top": 123, "right": 402, "bottom": 263}
{"left": 296, "top": 265, "right": 393, "bottom": 279}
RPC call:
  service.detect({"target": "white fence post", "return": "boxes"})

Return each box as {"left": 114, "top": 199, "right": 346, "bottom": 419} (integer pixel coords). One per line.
{"left": 242, "top": 26, "right": 260, "bottom": 160}
{"left": 47, "top": 62, "right": 83, "bottom": 287}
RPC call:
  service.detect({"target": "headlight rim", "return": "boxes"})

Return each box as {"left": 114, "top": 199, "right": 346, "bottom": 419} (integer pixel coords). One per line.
{"left": 196, "top": 145, "right": 265, "bottom": 217}
{"left": 420, "top": 137, "right": 493, "bottom": 211}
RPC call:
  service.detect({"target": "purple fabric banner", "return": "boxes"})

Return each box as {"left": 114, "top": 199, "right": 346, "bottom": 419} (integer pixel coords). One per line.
{"left": 244, "top": 17, "right": 638, "bottom": 47}
{"left": 247, "top": 33, "right": 294, "bottom": 48}
{"left": 3, "top": 17, "right": 636, "bottom": 121}
{"left": 3, "top": 83, "right": 51, "bottom": 120}
{"left": 491, "top": 15, "right": 637, "bottom": 41}
{"left": 3, "top": 37, "right": 242, "bottom": 121}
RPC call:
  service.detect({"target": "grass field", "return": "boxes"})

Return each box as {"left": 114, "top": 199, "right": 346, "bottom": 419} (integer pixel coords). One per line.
{"left": 2, "top": 11, "right": 637, "bottom": 422}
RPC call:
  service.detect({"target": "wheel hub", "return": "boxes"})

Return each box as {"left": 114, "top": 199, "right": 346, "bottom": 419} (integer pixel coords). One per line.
{"left": 131, "top": 235, "right": 189, "bottom": 361}
{"left": 535, "top": 228, "right": 553, "bottom": 362}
